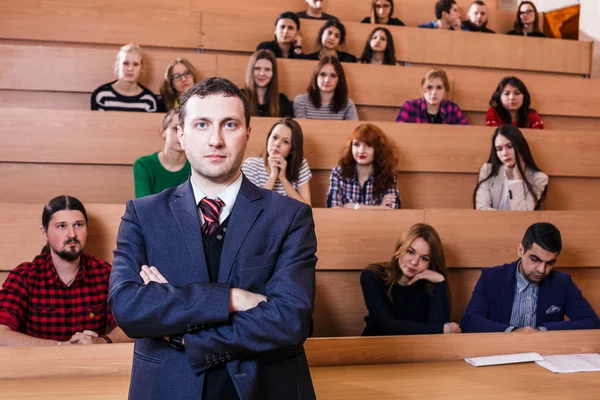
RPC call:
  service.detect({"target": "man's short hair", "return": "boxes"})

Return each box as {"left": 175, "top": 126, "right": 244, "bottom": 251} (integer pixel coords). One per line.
{"left": 435, "top": 0, "right": 457, "bottom": 19}
{"left": 178, "top": 77, "right": 251, "bottom": 129}
{"left": 471, "top": 0, "right": 486, "bottom": 7}
{"left": 522, "top": 222, "right": 562, "bottom": 254}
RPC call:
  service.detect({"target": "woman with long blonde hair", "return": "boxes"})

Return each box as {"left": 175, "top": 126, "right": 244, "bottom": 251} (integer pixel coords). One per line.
{"left": 360, "top": 223, "right": 461, "bottom": 335}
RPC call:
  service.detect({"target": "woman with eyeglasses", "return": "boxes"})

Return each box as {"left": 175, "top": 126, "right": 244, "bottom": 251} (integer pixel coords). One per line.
{"left": 361, "top": 0, "right": 405, "bottom": 26}
{"left": 507, "top": 1, "right": 546, "bottom": 37}
{"left": 160, "top": 58, "right": 199, "bottom": 111}
{"left": 91, "top": 43, "right": 162, "bottom": 112}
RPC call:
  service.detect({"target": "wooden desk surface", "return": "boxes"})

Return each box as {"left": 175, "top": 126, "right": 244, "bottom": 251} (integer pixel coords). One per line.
{"left": 3, "top": 361, "right": 599, "bottom": 400}
{"left": 312, "top": 361, "right": 600, "bottom": 399}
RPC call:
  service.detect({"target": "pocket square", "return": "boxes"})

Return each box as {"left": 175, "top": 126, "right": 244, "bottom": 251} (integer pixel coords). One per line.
{"left": 546, "top": 305, "right": 561, "bottom": 314}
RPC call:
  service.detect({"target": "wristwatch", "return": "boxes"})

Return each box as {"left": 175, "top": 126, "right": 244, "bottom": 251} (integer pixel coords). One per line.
{"left": 353, "top": 203, "right": 360, "bottom": 210}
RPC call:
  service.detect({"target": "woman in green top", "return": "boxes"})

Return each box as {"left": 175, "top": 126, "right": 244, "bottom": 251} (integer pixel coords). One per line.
{"left": 133, "top": 109, "right": 191, "bottom": 197}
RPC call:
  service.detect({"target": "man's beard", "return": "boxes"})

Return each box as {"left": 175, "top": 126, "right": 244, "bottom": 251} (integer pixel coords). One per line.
{"left": 51, "top": 241, "right": 83, "bottom": 262}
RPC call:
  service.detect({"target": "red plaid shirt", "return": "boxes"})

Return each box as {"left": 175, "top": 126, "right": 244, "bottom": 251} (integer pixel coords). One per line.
{"left": 0, "top": 252, "right": 116, "bottom": 341}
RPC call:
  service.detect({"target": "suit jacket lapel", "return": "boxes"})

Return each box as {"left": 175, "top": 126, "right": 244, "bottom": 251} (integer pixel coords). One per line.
{"left": 218, "top": 177, "right": 263, "bottom": 283}
{"left": 169, "top": 181, "right": 210, "bottom": 282}
{"left": 501, "top": 261, "right": 518, "bottom": 324}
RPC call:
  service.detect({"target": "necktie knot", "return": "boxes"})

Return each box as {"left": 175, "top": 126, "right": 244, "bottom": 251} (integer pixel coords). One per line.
{"left": 199, "top": 197, "right": 225, "bottom": 235}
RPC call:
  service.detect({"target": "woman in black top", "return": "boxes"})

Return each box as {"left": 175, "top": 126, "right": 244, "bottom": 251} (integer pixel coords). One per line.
{"left": 359, "top": 27, "right": 398, "bottom": 65}
{"left": 361, "top": 0, "right": 405, "bottom": 26}
{"left": 257, "top": 12, "right": 307, "bottom": 59}
{"left": 507, "top": 1, "right": 546, "bottom": 37}
{"left": 305, "top": 20, "right": 357, "bottom": 63}
{"left": 360, "top": 223, "right": 462, "bottom": 336}
{"left": 244, "top": 50, "right": 293, "bottom": 118}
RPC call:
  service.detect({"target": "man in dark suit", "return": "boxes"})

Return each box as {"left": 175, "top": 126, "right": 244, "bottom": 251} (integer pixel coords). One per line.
{"left": 109, "top": 77, "right": 317, "bottom": 400}
{"left": 461, "top": 222, "right": 600, "bottom": 333}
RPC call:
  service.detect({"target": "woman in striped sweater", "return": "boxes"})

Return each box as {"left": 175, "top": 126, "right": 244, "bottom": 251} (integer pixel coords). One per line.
{"left": 241, "top": 118, "right": 312, "bottom": 205}
{"left": 293, "top": 56, "right": 358, "bottom": 121}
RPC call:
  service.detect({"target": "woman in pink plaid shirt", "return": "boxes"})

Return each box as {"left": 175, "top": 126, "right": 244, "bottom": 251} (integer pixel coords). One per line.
{"left": 396, "top": 68, "right": 468, "bottom": 125}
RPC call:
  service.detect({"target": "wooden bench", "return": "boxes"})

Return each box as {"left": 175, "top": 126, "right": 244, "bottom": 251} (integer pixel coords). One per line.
{"left": 3, "top": 204, "right": 600, "bottom": 336}
{"left": 0, "top": 5, "right": 591, "bottom": 75}
{"left": 1, "top": 331, "right": 599, "bottom": 399}
{"left": 2, "top": 43, "right": 600, "bottom": 131}
{"left": 2, "top": 109, "right": 600, "bottom": 210}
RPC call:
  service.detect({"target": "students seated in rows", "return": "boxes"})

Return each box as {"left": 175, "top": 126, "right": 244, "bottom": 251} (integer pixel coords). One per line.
{"left": 257, "top": 12, "right": 306, "bottom": 59}
{"left": 0, "top": 196, "right": 130, "bottom": 346}
{"left": 133, "top": 109, "right": 191, "bottom": 198}
{"left": 359, "top": 27, "right": 398, "bottom": 65}
{"left": 396, "top": 68, "right": 468, "bottom": 125}
{"left": 462, "top": 222, "right": 600, "bottom": 333}
{"left": 293, "top": 56, "right": 358, "bottom": 120}
{"left": 306, "top": 20, "right": 357, "bottom": 63}
{"left": 473, "top": 125, "right": 548, "bottom": 211}
{"left": 296, "top": 0, "right": 338, "bottom": 21}
{"left": 418, "top": 0, "right": 461, "bottom": 31}
{"left": 486, "top": 76, "right": 545, "bottom": 129}
{"left": 361, "top": 0, "right": 405, "bottom": 26}
{"left": 361, "top": 223, "right": 461, "bottom": 335}
{"left": 160, "top": 58, "right": 198, "bottom": 111}
{"left": 91, "top": 43, "right": 162, "bottom": 112}
{"left": 244, "top": 50, "right": 294, "bottom": 118}
{"left": 507, "top": 1, "right": 546, "bottom": 37}
{"left": 461, "top": 1, "right": 495, "bottom": 33}
{"left": 242, "top": 118, "right": 312, "bottom": 205}
{"left": 326, "top": 123, "right": 400, "bottom": 209}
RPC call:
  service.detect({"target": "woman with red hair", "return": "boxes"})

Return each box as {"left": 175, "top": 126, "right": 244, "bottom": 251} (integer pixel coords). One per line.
{"left": 326, "top": 123, "right": 400, "bottom": 209}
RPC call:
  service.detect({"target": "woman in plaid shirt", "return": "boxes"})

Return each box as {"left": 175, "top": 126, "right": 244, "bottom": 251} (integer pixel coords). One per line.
{"left": 326, "top": 123, "right": 401, "bottom": 209}
{"left": 396, "top": 68, "right": 468, "bottom": 125}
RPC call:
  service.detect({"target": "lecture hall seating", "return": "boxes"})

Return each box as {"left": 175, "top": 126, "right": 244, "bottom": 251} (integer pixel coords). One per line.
{"left": 3, "top": 204, "right": 600, "bottom": 336}
{"left": 2, "top": 110, "right": 600, "bottom": 211}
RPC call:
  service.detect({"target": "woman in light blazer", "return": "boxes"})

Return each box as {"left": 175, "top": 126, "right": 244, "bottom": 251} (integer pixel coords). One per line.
{"left": 473, "top": 125, "right": 548, "bottom": 210}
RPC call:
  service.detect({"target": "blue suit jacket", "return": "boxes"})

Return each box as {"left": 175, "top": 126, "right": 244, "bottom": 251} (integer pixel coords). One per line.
{"left": 461, "top": 261, "right": 600, "bottom": 333}
{"left": 108, "top": 177, "right": 317, "bottom": 400}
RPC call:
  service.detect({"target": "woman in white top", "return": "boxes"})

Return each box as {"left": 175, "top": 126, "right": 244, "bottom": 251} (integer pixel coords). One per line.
{"left": 473, "top": 125, "right": 548, "bottom": 210}
{"left": 293, "top": 56, "right": 358, "bottom": 121}
{"left": 242, "top": 118, "right": 312, "bottom": 205}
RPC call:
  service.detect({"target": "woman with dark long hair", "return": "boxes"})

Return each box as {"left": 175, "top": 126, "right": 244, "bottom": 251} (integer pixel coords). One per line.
{"left": 305, "top": 20, "right": 357, "bottom": 63}
{"left": 326, "top": 123, "right": 400, "bottom": 209}
{"left": 293, "top": 56, "right": 358, "bottom": 120}
{"left": 473, "top": 125, "right": 548, "bottom": 210}
{"left": 507, "top": 1, "right": 546, "bottom": 37}
{"left": 361, "top": 0, "right": 405, "bottom": 26}
{"left": 361, "top": 223, "right": 460, "bottom": 336}
{"left": 242, "top": 118, "right": 312, "bottom": 205}
{"left": 485, "top": 76, "right": 545, "bottom": 129}
{"left": 359, "top": 27, "right": 398, "bottom": 65}
{"left": 244, "top": 50, "right": 293, "bottom": 118}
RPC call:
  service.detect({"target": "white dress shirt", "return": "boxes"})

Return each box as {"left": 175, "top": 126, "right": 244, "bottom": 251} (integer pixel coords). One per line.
{"left": 191, "top": 172, "right": 243, "bottom": 225}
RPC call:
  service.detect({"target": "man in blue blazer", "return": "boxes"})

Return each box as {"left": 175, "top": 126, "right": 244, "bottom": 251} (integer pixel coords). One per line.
{"left": 461, "top": 222, "right": 600, "bottom": 333}
{"left": 108, "top": 78, "right": 317, "bottom": 400}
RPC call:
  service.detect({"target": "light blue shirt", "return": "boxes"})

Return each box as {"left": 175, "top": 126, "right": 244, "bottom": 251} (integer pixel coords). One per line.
{"left": 506, "top": 261, "right": 547, "bottom": 332}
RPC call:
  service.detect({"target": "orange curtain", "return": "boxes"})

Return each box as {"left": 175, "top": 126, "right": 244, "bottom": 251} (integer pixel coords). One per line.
{"left": 543, "top": 4, "right": 580, "bottom": 40}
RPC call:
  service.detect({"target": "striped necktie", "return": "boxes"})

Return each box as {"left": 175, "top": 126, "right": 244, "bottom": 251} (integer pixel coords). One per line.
{"left": 198, "top": 197, "right": 225, "bottom": 235}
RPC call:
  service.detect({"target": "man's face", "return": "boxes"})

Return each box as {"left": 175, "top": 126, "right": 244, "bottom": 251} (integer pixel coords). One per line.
{"left": 178, "top": 95, "right": 250, "bottom": 185}
{"left": 42, "top": 210, "right": 88, "bottom": 262}
{"left": 518, "top": 243, "right": 559, "bottom": 284}
{"left": 307, "top": 0, "right": 323, "bottom": 11}
{"left": 468, "top": 4, "right": 488, "bottom": 27}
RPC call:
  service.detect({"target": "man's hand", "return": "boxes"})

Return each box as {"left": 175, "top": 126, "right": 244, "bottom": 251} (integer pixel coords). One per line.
{"left": 140, "top": 265, "right": 169, "bottom": 284}
{"left": 514, "top": 326, "right": 540, "bottom": 332}
{"left": 69, "top": 330, "right": 99, "bottom": 345}
{"left": 229, "top": 288, "right": 267, "bottom": 313}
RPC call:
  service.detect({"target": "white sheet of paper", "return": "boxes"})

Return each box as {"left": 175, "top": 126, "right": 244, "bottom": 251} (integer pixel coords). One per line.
{"left": 465, "top": 352, "right": 543, "bottom": 367}
{"left": 536, "top": 354, "right": 600, "bottom": 373}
